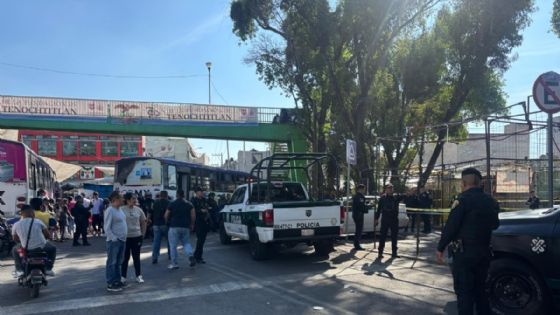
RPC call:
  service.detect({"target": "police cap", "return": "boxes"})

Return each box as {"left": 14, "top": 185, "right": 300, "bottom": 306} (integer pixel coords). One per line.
{"left": 461, "top": 167, "right": 482, "bottom": 179}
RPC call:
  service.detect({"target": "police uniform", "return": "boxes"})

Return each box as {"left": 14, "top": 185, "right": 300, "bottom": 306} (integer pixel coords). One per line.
{"left": 375, "top": 192, "right": 402, "bottom": 257}
{"left": 352, "top": 190, "right": 367, "bottom": 249}
{"left": 437, "top": 168, "right": 500, "bottom": 315}
{"left": 191, "top": 195, "right": 210, "bottom": 263}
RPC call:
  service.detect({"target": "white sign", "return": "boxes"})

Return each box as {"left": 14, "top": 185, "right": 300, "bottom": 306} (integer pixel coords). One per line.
{"left": 0, "top": 95, "right": 259, "bottom": 124}
{"left": 346, "top": 139, "right": 357, "bottom": 165}
{"left": 533, "top": 71, "right": 560, "bottom": 114}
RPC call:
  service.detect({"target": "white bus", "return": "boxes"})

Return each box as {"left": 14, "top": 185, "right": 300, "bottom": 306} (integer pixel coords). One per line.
{"left": 0, "top": 139, "right": 56, "bottom": 217}
{"left": 114, "top": 157, "right": 249, "bottom": 199}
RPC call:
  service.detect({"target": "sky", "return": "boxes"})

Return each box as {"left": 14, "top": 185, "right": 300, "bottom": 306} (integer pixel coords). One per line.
{"left": 0, "top": 0, "right": 558, "bottom": 165}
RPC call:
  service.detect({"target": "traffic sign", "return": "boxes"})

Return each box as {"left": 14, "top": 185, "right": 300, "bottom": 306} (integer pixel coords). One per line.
{"left": 346, "top": 139, "right": 357, "bottom": 165}
{"left": 533, "top": 71, "right": 560, "bottom": 114}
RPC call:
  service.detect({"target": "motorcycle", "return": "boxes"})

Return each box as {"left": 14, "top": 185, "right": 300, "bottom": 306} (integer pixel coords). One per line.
{"left": 16, "top": 247, "right": 49, "bottom": 298}
{"left": 0, "top": 211, "right": 15, "bottom": 258}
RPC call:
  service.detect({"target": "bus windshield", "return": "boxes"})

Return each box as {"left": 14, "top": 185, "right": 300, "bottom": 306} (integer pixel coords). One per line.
{"left": 115, "top": 158, "right": 162, "bottom": 186}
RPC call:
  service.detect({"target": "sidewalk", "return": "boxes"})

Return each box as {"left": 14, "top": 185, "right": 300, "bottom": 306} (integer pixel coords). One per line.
{"left": 336, "top": 230, "right": 443, "bottom": 265}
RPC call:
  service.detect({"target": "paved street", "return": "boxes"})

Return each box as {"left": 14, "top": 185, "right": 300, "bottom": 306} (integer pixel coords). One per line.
{"left": 0, "top": 232, "right": 457, "bottom": 315}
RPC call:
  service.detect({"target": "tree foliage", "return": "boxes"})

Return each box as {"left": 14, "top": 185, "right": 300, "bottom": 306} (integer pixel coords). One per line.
{"left": 230, "top": 0, "right": 535, "bottom": 192}
{"left": 553, "top": 0, "right": 560, "bottom": 37}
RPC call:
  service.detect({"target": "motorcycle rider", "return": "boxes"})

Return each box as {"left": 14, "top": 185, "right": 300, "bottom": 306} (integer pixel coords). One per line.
{"left": 12, "top": 205, "right": 57, "bottom": 277}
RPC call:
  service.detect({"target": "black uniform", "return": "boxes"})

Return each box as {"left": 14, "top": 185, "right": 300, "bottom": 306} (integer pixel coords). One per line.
{"left": 375, "top": 194, "right": 402, "bottom": 256}
{"left": 418, "top": 191, "right": 433, "bottom": 233}
{"left": 71, "top": 203, "right": 91, "bottom": 246}
{"left": 352, "top": 191, "right": 368, "bottom": 249}
{"left": 403, "top": 193, "right": 418, "bottom": 232}
{"left": 526, "top": 196, "right": 540, "bottom": 209}
{"left": 191, "top": 196, "right": 210, "bottom": 262}
{"left": 437, "top": 187, "right": 500, "bottom": 315}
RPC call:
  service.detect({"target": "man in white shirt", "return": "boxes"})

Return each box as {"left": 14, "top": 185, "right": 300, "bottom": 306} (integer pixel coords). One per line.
{"left": 12, "top": 205, "right": 57, "bottom": 276}
{"left": 91, "top": 192, "right": 105, "bottom": 237}
{"left": 81, "top": 192, "right": 92, "bottom": 209}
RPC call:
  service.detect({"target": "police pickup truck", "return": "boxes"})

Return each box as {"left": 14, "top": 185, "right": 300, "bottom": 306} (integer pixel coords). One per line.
{"left": 219, "top": 153, "right": 342, "bottom": 260}
{"left": 488, "top": 206, "right": 560, "bottom": 315}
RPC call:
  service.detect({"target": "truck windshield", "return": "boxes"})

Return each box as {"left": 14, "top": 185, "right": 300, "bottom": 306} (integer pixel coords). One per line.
{"left": 251, "top": 183, "right": 307, "bottom": 202}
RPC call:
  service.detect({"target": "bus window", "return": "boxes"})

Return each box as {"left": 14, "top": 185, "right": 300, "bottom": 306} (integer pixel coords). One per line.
{"left": 165, "top": 165, "right": 177, "bottom": 190}
{"left": 29, "top": 164, "right": 36, "bottom": 190}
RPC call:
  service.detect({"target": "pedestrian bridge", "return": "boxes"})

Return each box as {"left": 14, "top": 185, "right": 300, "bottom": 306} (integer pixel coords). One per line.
{"left": 0, "top": 95, "right": 306, "bottom": 152}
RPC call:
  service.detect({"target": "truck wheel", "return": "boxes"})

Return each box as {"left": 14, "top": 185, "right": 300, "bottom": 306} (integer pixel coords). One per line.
{"left": 488, "top": 258, "right": 550, "bottom": 315}
{"left": 249, "top": 227, "right": 269, "bottom": 260}
{"left": 219, "top": 223, "right": 232, "bottom": 245}
{"left": 314, "top": 240, "right": 334, "bottom": 257}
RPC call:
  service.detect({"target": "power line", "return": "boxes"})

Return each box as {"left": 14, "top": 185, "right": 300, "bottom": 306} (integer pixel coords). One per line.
{"left": 0, "top": 61, "right": 205, "bottom": 79}
{"left": 211, "top": 80, "right": 229, "bottom": 105}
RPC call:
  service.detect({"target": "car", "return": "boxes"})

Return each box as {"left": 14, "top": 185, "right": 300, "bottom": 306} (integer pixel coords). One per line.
{"left": 488, "top": 206, "right": 560, "bottom": 315}
{"left": 340, "top": 195, "right": 409, "bottom": 235}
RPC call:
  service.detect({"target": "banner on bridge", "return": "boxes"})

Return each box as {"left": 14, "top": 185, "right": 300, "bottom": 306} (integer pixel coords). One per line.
{"left": 0, "top": 95, "right": 259, "bottom": 124}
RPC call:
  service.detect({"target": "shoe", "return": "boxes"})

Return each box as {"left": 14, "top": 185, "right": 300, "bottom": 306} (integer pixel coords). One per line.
{"left": 354, "top": 246, "right": 365, "bottom": 251}
{"left": 121, "top": 276, "right": 127, "bottom": 284}
{"left": 12, "top": 270, "right": 24, "bottom": 278}
{"left": 152, "top": 259, "right": 158, "bottom": 264}
{"left": 107, "top": 284, "right": 123, "bottom": 292}
{"left": 136, "top": 275, "right": 144, "bottom": 283}
{"left": 378, "top": 254, "right": 384, "bottom": 259}
{"left": 196, "top": 258, "right": 206, "bottom": 264}
{"left": 72, "top": 242, "right": 81, "bottom": 246}
{"left": 167, "top": 264, "right": 179, "bottom": 270}
{"left": 83, "top": 242, "right": 92, "bottom": 246}
{"left": 45, "top": 270, "right": 55, "bottom": 276}
{"left": 189, "top": 256, "right": 196, "bottom": 267}
{"left": 117, "top": 281, "right": 129, "bottom": 288}
{"left": 391, "top": 253, "right": 400, "bottom": 258}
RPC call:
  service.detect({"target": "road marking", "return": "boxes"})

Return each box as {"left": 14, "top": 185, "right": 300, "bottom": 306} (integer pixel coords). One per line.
{"left": 207, "top": 262, "right": 357, "bottom": 315}
{"left": 0, "top": 281, "right": 262, "bottom": 315}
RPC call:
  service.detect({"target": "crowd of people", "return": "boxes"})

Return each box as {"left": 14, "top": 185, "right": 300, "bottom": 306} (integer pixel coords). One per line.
{"left": 10, "top": 186, "right": 223, "bottom": 293}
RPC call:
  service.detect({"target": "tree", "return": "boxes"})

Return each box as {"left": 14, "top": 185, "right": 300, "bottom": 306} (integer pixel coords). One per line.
{"left": 553, "top": 0, "right": 560, "bottom": 37}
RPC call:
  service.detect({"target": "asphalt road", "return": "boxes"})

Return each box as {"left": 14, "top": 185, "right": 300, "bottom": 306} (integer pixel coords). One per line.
{"left": 0, "top": 233, "right": 458, "bottom": 315}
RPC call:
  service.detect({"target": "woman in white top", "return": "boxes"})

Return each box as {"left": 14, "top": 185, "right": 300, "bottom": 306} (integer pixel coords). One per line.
{"left": 120, "top": 192, "right": 147, "bottom": 284}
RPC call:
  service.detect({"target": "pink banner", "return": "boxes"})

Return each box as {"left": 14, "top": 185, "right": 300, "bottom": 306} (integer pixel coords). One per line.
{"left": 0, "top": 141, "right": 26, "bottom": 182}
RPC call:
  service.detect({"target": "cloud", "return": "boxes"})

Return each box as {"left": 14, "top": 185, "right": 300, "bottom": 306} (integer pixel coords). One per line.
{"left": 156, "top": 10, "right": 228, "bottom": 54}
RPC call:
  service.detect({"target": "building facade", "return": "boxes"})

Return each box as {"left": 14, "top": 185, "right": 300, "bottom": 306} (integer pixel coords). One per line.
{"left": 19, "top": 130, "right": 143, "bottom": 164}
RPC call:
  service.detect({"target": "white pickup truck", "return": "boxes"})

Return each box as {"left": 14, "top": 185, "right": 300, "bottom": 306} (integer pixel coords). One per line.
{"left": 219, "top": 181, "right": 342, "bottom": 260}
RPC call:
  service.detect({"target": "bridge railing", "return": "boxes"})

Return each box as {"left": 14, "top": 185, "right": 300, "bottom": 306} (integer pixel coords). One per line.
{"left": 0, "top": 95, "right": 288, "bottom": 125}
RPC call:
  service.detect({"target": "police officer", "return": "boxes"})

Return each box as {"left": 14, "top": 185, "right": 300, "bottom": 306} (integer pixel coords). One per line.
{"left": 191, "top": 186, "right": 210, "bottom": 264}
{"left": 436, "top": 167, "right": 500, "bottom": 315}
{"left": 352, "top": 184, "right": 368, "bottom": 250}
{"left": 375, "top": 183, "right": 402, "bottom": 258}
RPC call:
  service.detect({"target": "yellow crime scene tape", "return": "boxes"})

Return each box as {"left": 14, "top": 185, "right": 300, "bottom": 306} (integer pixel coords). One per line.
{"left": 404, "top": 206, "right": 523, "bottom": 214}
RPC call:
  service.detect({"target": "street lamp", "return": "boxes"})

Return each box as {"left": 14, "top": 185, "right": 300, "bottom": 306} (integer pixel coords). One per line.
{"left": 205, "top": 62, "right": 212, "bottom": 105}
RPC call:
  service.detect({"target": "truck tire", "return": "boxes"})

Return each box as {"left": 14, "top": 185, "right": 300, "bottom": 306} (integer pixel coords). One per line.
{"left": 30, "top": 283, "right": 40, "bottom": 298}
{"left": 249, "top": 227, "right": 269, "bottom": 260}
{"left": 314, "top": 240, "right": 334, "bottom": 257}
{"left": 219, "top": 222, "right": 232, "bottom": 245}
{"left": 487, "top": 258, "right": 550, "bottom": 315}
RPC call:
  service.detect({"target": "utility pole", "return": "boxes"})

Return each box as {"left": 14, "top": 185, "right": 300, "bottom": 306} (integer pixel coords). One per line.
{"left": 485, "top": 119, "right": 492, "bottom": 195}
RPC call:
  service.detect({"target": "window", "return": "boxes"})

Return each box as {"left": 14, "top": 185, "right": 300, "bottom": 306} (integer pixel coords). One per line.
{"left": 231, "top": 187, "right": 246, "bottom": 204}
{"left": 63, "top": 136, "right": 78, "bottom": 156}
{"left": 28, "top": 164, "right": 36, "bottom": 190}
{"left": 79, "top": 136, "right": 97, "bottom": 156}
{"left": 164, "top": 165, "right": 177, "bottom": 190}
{"left": 101, "top": 136, "right": 118, "bottom": 156}
{"left": 21, "top": 135, "right": 34, "bottom": 149}
{"left": 37, "top": 139, "right": 57, "bottom": 156}
{"left": 120, "top": 142, "right": 138, "bottom": 157}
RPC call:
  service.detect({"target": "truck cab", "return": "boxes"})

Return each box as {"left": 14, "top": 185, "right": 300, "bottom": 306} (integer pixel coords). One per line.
{"left": 488, "top": 207, "right": 560, "bottom": 315}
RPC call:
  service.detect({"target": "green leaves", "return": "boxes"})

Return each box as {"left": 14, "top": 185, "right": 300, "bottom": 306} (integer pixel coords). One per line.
{"left": 553, "top": 0, "right": 560, "bottom": 37}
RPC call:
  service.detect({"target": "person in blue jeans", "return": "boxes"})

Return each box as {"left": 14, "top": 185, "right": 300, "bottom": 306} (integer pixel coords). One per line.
{"left": 104, "top": 191, "right": 127, "bottom": 292}
{"left": 149, "top": 191, "right": 171, "bottom": 264}
{"left": 164, "top": 190, "right": 196, "bottom": 269}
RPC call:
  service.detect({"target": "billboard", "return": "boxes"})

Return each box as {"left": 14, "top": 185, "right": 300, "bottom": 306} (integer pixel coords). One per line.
{"left": 0, "top": 95, "right": 259, "bottom": 124}
{"left": 0, "top": 141, "right": 26, "bottom": 182}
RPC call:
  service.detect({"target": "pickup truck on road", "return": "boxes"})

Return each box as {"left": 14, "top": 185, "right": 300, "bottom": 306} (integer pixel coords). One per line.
{"left": 219, "top": 153, "right": 342, "bottom": 260}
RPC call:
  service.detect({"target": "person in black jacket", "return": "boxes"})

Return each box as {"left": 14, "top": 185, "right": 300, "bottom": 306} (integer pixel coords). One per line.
{"left": 525, "top": 190, "right": 540, "bottom": 209}
{"left": 403, "top": 188, "right": 418, "bottom": 233}
{"left": 191, "top": 186, "right": 210, "bottom": 264}
{"left": 149, "top": 191, "right": 170, "bottom": 264}
{"left": 375, "top": 184, "right": 403, "bottom": 258}
{"left": 352, "top": 184, "right": 368, "bottom": 250}
{"left": 436, "top": 167, "right": 500, "bottom": 315}
{"left": 72, "top": 195, "right": 91, "bottom": 246}
{"left": 418, "top": 188, "right": 433, "bottom": 234}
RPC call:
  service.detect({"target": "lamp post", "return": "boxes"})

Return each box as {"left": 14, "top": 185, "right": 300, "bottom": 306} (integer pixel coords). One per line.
{"left": 205, "top": 62, "right": 212, "bottom": 105}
